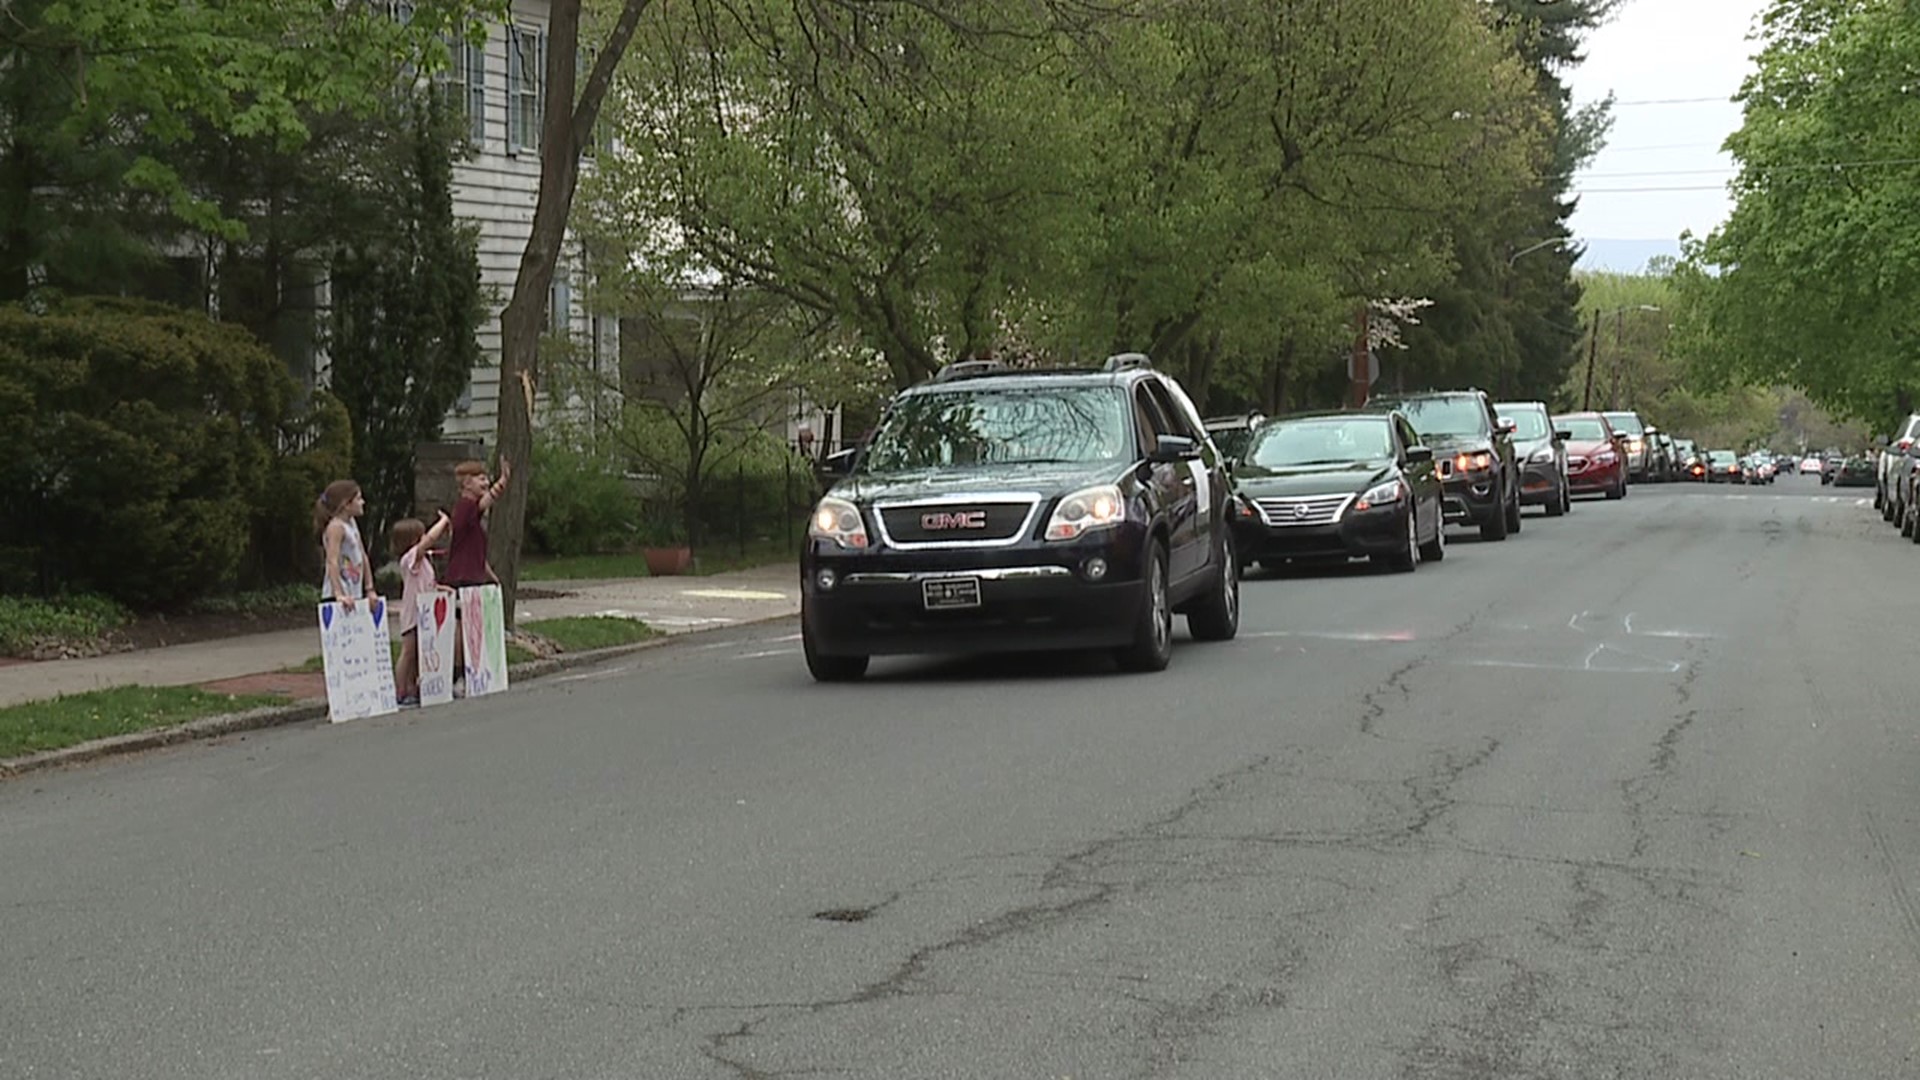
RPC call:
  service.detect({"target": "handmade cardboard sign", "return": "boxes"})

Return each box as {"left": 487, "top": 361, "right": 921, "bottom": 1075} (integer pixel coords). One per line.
{"left": 457, "top": 584, "right": 509, "bottom": 697}
{"left": 319, "top": 598, "right": 398, "bottom": 724}
{"left": 415, "top": 589, "right": 457, "bottom": 707}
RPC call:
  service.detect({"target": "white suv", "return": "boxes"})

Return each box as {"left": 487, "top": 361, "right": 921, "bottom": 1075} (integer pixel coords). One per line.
{"left": 1877, "top": 413, "right": 1920, "bottom": 518}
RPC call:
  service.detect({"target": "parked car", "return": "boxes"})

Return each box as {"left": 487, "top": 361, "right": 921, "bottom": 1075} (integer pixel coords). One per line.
{"left": 1227, "top": 410, "right": 1445, "bottom": 572}
{"left": 1372, "top": 390, "right": 1521, "bottom": 540}
{"left": 1799, "top": 455, "right": 1825, "bottom": 478}
{"left": 1833, "top": 456, "right": 1875, "bottom": 487}
{"left": 1705, "top": 450, "right": 1741, "bottom": 483}
{"left": 1877, "top": 414, "right": 1920, "bottom": 514}
{"left": 1497, "top": 400, "right": 1569, "bottom": 516}
{"left": 1553, "top": 411, "right": 1626, "bottom": 500}
{"left": 1203, "top": 412, "right": 1266, "bottom": 467}
{"left": 800, "top": 354, "right": 1239, "bottom": 680}
{"left": 1675, "top": 438, "right": 1704, "bottom": 480}
{"left": 1601, "top": 410, "right": 1655, "bottom": 482}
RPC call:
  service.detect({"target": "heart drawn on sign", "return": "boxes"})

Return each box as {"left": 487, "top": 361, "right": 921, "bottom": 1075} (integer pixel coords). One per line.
{"left": 371, "top": 598, "right": 384, "bottom": 629}
{"left": 321, "top": 604, "right": 334, "bottom": 630}
{"left": 434, "top": 595, "right": 449, "bottom": 628}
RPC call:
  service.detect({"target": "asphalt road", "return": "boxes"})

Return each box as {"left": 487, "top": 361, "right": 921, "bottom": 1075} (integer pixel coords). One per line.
{"left": 5, "top": 475, "right": 1917, "bottom": 1080}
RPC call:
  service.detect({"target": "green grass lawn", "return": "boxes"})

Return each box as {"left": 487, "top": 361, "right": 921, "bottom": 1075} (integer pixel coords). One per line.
{"left": 0, "top": 686, "right": 287, "bottom": 759}
{"left": 521, "top": 537, "right": 799, "bottom": 581}
{"left": 521, "top": 616, "right": 657, "bottom": 651}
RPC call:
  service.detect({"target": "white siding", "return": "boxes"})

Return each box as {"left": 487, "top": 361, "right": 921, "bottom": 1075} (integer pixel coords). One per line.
{"left": 442, "top": 0, "right": 609, "bottom": 442}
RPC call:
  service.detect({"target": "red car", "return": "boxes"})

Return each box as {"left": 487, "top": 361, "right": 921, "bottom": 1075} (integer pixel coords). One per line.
{"left": 1552, "top": 411, "right": 1627, "bottom": 500}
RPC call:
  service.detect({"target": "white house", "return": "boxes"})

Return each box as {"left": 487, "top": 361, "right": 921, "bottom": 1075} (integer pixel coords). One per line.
{"left": 431, "top": 0, "right": 616, "bottom": 440}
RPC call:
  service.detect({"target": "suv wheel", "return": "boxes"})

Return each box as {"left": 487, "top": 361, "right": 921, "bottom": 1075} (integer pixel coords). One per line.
{"left": 1116, "top": 541, "right": 1173, "bottom": 673}
{"left": 1480, "top": 488, "right": 1510, "bottom": 541}
{"left": 1545, "top": 480, "right": 1568, "bottom": 517}
{"left": 1505, "top": 483, "right": 1523, "bottom": 533}
{"left": 1187, "top": 532, "right": 1239, "bottom": 641}
{"left": 803, "top": 615, "right": 868, "bottom": 682}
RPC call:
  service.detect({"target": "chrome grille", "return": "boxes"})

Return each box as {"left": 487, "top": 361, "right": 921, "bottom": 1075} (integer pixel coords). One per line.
{"left": 872, "top": 493, "right": 1042, "bottom": 549}
{"left": 1253, "top": 494, "right": 1354, "bottom": 527}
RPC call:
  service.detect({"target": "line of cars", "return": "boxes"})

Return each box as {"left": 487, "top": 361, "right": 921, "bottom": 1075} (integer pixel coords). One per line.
{"left": 794, "top": 354, "right": 1668, "bottom": 681}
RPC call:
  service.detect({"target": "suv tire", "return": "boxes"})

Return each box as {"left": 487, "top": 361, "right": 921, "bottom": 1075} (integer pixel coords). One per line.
{"left": 1545, "top": 482, "right": 1568, "bottom": 517}
{"left": 1480, "top": 490, "right": 1510, "bottom": 541}
{"left": 803, "top": 615, "right": 869, "bottom": 682}
{"left": 1505, "top": 486, "right": 1523, "bottom": 534}
{"left": 1186, "top": 532, "right": 1240, "bottom": 641}
{"left": 1116, "top": 541, "right": 1174, "bottom": 673}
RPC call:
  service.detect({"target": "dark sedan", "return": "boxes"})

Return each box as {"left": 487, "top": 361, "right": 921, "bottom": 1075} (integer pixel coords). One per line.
{"left": 1229, "top": 411, "right": 1445, "bottom": 573}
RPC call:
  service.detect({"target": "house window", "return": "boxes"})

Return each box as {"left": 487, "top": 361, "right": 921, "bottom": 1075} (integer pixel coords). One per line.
{"left": 549, "top": 275, "right": 571, "bottom": 335}
{"left": 437, "top": 34, "right": 487, "bottom": 145}
{"left": 507, "top": 25, "right": 545, "bottom": 153}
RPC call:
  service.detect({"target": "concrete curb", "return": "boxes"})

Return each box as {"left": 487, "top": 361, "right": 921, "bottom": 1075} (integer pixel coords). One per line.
{"left": 0, "top": 610, "right": 798, "bottom": 781}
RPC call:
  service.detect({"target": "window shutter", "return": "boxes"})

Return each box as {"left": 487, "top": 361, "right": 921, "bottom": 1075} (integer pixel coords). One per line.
{"left": 506, "top": 26, "right": 522, "bottom": 150}
{"left": 467, "top": 39, "right": 486, "bottom": 144}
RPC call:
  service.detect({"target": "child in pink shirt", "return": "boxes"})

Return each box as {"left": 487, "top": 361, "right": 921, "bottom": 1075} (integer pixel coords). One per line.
{"left": 391, "top": 511, "right": 450, "bottom": 706}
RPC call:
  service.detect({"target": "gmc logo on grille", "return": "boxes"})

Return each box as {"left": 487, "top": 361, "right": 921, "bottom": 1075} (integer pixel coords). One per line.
{"left": 921, "top": 510, "right": 988, "bottom": 530}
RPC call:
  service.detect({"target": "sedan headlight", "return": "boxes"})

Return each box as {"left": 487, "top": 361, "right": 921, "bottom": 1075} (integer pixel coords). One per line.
{"left": 808, "top": 497, "right": 869, "bottom": 549}
{"left": 1046, "top": 484, "right": 1125, "bottom": 541}
{"left": 1529, "top": 449, "right": 1555, "bottom": 464}
{"left": 1354, "top": 479, "right": 1404, "bottom": 511}
{"left": 1594, "top": 450, "right": 1618, "bottom": 464}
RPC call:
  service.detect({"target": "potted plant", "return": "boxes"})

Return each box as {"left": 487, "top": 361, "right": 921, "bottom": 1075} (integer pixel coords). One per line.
{"left": 639, "top": 502, "right": 693, "bottom": 576}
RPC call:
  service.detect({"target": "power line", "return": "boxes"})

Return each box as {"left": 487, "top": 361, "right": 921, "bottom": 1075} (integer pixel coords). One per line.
{"left": 1564, "top": 156, "right": 1920, "bottom": 183}
{"left": 1603, "top": 141, "right": 1725, "bottom": 153}
{"left": 1606, "top": 96, "right": 1732, "bottom": 106}
{"left": 1572, "top": 184, "right": 1731, "bottom": 193}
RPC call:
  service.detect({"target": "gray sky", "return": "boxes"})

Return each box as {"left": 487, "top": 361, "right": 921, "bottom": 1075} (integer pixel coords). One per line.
{"left": 1564, "top": 0, "right": 1773, "bottom": 243}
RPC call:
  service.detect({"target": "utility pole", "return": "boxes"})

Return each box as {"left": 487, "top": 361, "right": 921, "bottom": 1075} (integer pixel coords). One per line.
{"left": 1581, "top": 308, "right": 1601, "bottom": 410}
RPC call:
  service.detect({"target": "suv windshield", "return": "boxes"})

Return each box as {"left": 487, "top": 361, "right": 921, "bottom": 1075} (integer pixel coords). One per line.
{"left": 1246, "top": 418, "right": 1391, "bottom": 467}
{"left": 1397, "top": 397, "right": 1488, "bottom": 438}
{"left": 1502, "top": 408, "right": 1550, "bottom": 440}
{"left": 860, "top": 386, "right": 1128, "bottom": 472}
{"left": 1603, "top": 412, "right": 1645, "bottom": 436}
{"left": 1558, "top": 417, "right": 1609, "bottom": 442}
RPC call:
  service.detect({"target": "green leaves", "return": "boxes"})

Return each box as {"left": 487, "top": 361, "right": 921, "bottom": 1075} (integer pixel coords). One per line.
{"left": 1683, "top": 0, "right": 1920, "bottom": 426}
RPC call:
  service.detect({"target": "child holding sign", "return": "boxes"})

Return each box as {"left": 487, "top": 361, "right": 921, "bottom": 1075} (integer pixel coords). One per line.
{"left": 392, "top": 511, "right": 451, "bottom": 707}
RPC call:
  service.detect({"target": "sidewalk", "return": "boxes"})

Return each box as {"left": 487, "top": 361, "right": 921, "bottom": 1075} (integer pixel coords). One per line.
{"left": 0, "top": 566, "right": 802, "bottom": 709}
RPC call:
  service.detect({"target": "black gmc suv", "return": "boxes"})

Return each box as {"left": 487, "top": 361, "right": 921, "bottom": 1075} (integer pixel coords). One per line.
{"left": 800, "top": 355, "right": 1240, "bottom": 680}
{"left": 1369, "top": 390, "right": 1520, "bottom": 541}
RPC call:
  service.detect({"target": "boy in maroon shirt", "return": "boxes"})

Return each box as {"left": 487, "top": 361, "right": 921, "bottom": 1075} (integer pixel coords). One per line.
{"left": 447, "top": 457, "right": 511, "bottom": 684}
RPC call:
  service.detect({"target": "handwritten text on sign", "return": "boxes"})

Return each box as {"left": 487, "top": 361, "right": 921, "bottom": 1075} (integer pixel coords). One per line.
{"left": 319, "top": 599, "right": 397, "bottom": 724}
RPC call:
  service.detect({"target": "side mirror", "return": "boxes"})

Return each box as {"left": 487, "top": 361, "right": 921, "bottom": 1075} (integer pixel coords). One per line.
{"left": 1497, "top": 417, "right": 1518, "bottom": 435}
{"left": 1151, "top": 433, "right": 1198, "bottom": 463}
{"left": 1405, "top": 446, "right": 1434, "bottom": 464}
{"left": 1646, "top": 425, "right": 1661, "bottom": 435}
{"left": 819, "top": 446, "right": 859, "bottom": 479}
{"left": 1554, "top": 429, "right": 1574, "bottom": 442}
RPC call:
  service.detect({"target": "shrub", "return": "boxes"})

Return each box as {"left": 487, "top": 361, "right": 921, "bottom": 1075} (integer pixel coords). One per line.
{"left": 0, "top": 595, "right": 128, "bottom": 656}
{"left": 0, "top": 298, "right": 307, "bottom": 609}
{"left": 526, "top": 439, "right": 640, "bottom": 556}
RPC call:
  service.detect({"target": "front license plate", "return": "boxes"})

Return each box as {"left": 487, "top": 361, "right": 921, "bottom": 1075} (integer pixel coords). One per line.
{"left": 922, "top": 577, "right": 982, "bottom": 610}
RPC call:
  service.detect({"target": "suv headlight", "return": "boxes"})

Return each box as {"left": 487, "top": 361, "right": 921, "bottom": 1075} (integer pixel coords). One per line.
{"left": 808, "top": 497, "right": 869, "bottom": 549}
{"left": 1046, "top": 484, "right": 1125, "bottom": 541}
{"left": 1354, "top": 479, "right": 1404, "bottom": 511}
{"left": 1452, "top": 450, "right": 1494, "bottom": 473}
{"left": 1529, "top": 449, "right": 1555, "bottom": 464}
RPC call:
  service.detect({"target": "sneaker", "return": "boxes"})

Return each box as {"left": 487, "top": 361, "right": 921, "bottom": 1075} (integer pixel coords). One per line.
{"left": 396, "top": 694, "right": 420, "bottom": 708}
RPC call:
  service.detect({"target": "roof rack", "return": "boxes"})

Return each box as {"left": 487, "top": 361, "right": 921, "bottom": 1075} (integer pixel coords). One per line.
{"left": 931, "top": 359, "right": 1007, "bottom": 382}
{"left": 1102, "top": 352, "right": 1153, "bottom": 372}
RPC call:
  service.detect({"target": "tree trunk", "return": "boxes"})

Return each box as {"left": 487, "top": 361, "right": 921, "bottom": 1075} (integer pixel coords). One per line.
{"left": 0, "top": 139, "right": 36, "bottom": 304}
{"left": 489, "top": 0, "right": 655, "bottom": 627}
